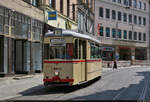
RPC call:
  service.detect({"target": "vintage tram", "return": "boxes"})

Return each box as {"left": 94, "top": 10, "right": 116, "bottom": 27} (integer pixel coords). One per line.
{"left": 43, "top": 29, "right": 102, "bottom": 86}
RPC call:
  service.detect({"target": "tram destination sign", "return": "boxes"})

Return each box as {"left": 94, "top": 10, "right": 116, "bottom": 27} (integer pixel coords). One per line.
{"left": 50, "top": 39, "right": 66, "bottom": 46}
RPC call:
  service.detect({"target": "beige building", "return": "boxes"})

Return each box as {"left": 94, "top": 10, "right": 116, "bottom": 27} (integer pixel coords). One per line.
{"left": 43, "top": 0, "right": 78, "bottom": 32}
{"left": 95, "top": 0, "right": 149, "bottom": 61}
{"left": 0, "top": 0, "right": 44, "bottom": 76}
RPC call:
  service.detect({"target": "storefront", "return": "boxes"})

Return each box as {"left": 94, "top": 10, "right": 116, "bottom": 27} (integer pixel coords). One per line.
{"left": 101, "top": 46, "right": 114, "bottom": 61}
{"left": 32, "top": 42, "right": 42, "bottom": 72}
{"left": 14, "top": 40, "right": 30, "bottom": 74}
{"left": 135, "top": 48, "right": 147, "bottom": 60}
{"left": 119, "top": 46, "right": 131, "bottom": 60}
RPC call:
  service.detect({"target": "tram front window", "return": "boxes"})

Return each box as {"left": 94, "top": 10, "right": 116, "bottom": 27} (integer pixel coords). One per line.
{"left": 50, "top": 46, "right": 65, "bottom": 59}
{"left": 44, "top": 43, "right": 73, "bottom": 59}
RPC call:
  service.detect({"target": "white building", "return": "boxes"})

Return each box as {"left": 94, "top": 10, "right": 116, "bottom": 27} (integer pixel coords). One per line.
{"left": 95, "top": 0, "right": 149, "bottom": 61}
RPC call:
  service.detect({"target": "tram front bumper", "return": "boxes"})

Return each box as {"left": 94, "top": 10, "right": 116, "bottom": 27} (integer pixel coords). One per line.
{"left": 43, "top": 76, "right": 74, "bottom": 86}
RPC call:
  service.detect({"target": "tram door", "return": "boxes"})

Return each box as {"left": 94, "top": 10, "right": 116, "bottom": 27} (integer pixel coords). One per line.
{"left": 80, "top": 40, "right": 86, "bottom": 81}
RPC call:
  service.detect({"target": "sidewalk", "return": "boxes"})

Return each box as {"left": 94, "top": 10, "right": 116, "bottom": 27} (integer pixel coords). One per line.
{"left": 102, "top": 65, "right": 149, "bottom": 72}
{"left": 0, "top": 73, "right": 44, "bottom": 100}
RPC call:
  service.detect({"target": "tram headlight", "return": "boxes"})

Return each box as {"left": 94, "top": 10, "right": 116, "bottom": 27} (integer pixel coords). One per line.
{"left": 54, "top": 70, "right": 59, "bottom": 76}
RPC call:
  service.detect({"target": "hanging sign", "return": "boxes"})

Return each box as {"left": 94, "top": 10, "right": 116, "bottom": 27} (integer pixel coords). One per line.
{"left": 48, "top": 11, "right": 57, "bottom": 20}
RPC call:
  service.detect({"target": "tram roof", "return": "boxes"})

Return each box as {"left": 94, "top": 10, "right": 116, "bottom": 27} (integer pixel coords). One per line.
{"left": 45, "top": 30, "right": 101, "bottom": 44}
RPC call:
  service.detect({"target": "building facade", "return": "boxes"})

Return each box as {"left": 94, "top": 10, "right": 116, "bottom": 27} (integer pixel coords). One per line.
{"left": 0, "top": 0, "right": 44, "bottom": 76}
{"left": 43, "top": 0, "right": 78, "bottom": 32}
{"left": 77, "top": 0, "right": 95, "bottom": 35}
{"left": 95, "top": 0, "right": 149, "bottom": 61}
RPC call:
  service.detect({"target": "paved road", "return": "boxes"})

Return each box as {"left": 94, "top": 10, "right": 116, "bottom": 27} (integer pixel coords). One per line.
{"left": 11, "top": 67, "right": 150, "bottom": 101}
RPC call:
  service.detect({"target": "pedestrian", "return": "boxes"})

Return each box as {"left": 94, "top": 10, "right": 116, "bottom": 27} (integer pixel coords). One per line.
{"left": 113, "top": 60, "right": 117, "bottom": 70}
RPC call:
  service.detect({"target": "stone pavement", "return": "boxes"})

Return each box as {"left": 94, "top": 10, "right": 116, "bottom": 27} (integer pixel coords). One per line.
{"left": 102, "top": 65, "right": 147, "bottom": 72}
{"left": 0, "top": 65, "right": 149, "bottom": 101}
{"left": 0, "top": 73, "right": 43, "bottom": 100}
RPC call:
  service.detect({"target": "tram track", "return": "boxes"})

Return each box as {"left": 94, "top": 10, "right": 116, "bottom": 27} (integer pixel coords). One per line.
{"left": 138, "top": 73, "right": 150, "bottom": 102}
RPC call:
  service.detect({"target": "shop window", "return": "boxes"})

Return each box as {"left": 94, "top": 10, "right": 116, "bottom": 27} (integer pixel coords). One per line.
{"left": 123, "top": 30, "right": 127, "bottom": 39}
{"left": 112, "top": 28, "right": 116, "bottom": 38}
{"left": 106, "top": 27, "right": 110, "bottom": 37}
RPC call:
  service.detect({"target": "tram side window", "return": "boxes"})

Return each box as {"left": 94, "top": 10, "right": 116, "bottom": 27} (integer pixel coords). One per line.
{"left": 90, "top": 43, "right": 101, "bottom": 59}
{"left": 66, "top": 43, "right": 73, "bottom": 59}
{"left": 44, "top": 44, "right": 49, "bottom": 59}
{"left": 74, "top": 39, "right": 78, "bottom": 59}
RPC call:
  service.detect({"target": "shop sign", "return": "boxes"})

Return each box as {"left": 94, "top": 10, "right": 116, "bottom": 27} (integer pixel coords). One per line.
{"left": 102, "top": 47, "right": 114, "bottom": 51}
{"left": 48, "top": 11, "right": 57, "bottom": 20}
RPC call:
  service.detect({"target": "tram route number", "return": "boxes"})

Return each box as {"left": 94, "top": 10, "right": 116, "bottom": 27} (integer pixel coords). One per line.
{"left": 54, "top": 67, "right": 61, "bottom": 70}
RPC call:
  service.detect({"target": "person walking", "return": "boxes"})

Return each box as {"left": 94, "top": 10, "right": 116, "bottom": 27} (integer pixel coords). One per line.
{"left": 113, "top": 60, "right": 117, "bottom": 70}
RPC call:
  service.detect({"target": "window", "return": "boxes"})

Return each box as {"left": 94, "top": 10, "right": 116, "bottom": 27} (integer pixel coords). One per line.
{"left": 133, "top": 0, "right": 137, "bottom": 8}
{"left": 49, "top": 0, "right": 55, "bottom": 9}
{"left": 112, "top": 28, "right": 116, "bottom": 38}
{"left": 106, "top": 8, "right": 110, "bottom": 18}
{"left": 67, "top": 0, "right": 70, "bottom": 17}
{"left": 134, "top": 32, "right": 137, "bottom": 40}
{"left": 123, "top": 13, "right": 127, "bottom": 22}
{"left": 129, "top": 14, "right": 132, "bottom": 23}
{"left": 112, "top": 0, "right": 116, "bottom": 2}
{"left": 99, "top": 7, "right": 103, "bottom": 17}
{"left": 118, "top": 29, "right": 122, "bottom": 38}
{"left": 134, "top": 15, "right": 137, "bottom": 24}
{"left": 100, "top": 26, "right": 103, "bottom": 36}
{"left": 123, "top": 30, "right": 127, "bottom": 39}
{"left": 143, "top": 17, "right": 146, "bottom": 26}
{"left": 112, "top": 10, "right": 116, "bottom": 20}
{"left": 118, "top": 0, "right": 121, "bottom": 4}
{"left": 129, "top": 0, "right": 132, "bottom": 6}
{"left": 138, "top": 32, "right": 142, "bottom": 40}
{"left": 139, "top": 1, "right": 142, "bottom": 9}
{"left": 143, "top": 33, "right": 146, "bottom": 41}
{"left": 90, "top": 43, "right": 101, "bottom": 59}
{"left": 139, "top": 16, "right": 141, "bottom": 25}
{"left": 106, "top": 27, "right": 110, "bottom": 37}
{"left": 144, "top": 3, "right": 146, "bottom": 10}
{"left": 129, "top": 31, "right": 132, "bottom": 40}
{"left": 124, "top": 0, "right": 128, "bottom": 6}
{"left": 118, "top": 11, "right": 121, "bottom": 21}
{"left": 60, "top": 0, "right": 63, "bottom": 13}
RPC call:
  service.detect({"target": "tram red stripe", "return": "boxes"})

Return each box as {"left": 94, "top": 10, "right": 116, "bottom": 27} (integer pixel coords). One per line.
{"left": 44, "top": 60, "right": 101, "bottom": 64}
{"left": 43, "top": 77, "right": 74, "bottom": 82}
